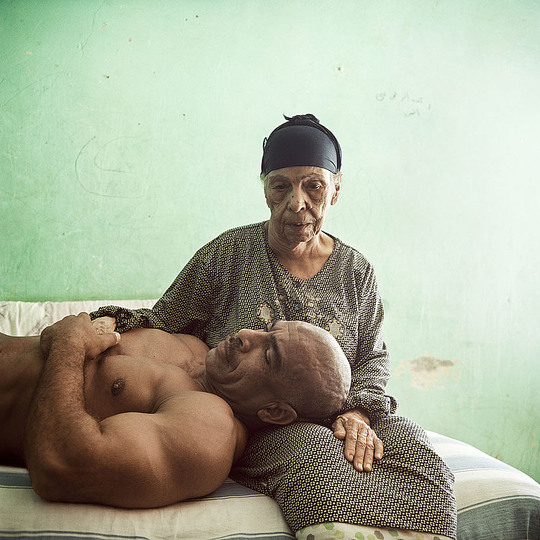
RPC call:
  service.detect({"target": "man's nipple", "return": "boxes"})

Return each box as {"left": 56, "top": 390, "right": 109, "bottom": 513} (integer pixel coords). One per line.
{"left": 111, "top": 378, "right": 125, "bottom": 396}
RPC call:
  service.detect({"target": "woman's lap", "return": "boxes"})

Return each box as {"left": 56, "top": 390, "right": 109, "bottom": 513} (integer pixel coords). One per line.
{"left": 230, "top": 415, "right": 456, "bottom": 538}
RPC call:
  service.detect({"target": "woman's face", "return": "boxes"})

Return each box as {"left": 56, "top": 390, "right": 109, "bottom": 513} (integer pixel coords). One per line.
{"left": 264, "top": 166, "right": 340, "bottom": 247}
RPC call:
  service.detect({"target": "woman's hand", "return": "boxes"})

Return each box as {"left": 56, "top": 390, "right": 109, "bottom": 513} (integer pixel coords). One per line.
{"left": 332, "top": 408, "right": 383, "bottom": 472}
{"left": 92, "top": 316, "right": 117, "bottom": 335}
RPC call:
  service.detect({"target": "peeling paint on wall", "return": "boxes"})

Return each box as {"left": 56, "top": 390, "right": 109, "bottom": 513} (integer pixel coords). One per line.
{"left": 395, "top": 354, "right": 460, "bottom": 388}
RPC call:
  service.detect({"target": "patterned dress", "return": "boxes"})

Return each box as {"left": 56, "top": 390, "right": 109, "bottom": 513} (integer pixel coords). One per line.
{"left": 92, "top": 222, "right": 457, "bottom": 538}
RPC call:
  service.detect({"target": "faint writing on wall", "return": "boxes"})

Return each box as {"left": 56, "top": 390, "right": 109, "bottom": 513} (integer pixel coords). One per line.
{"left": 376, "top": 91, "right": 431, "bottom": 117}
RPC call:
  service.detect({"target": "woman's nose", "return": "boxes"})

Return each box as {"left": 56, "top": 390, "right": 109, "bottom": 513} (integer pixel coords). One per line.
{"left": 287, "top": 188, "right": 307, "bottom": 212}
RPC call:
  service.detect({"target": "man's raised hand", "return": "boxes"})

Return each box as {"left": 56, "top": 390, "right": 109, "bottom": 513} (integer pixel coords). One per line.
{"left": 40, "top": 313, "right": 120, "bottom": 360}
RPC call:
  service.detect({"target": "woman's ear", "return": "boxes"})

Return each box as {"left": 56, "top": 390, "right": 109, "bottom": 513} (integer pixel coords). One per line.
{"left": 331, "top": 173, "right": 342, "bottom": 205}
{"left": 262, "top": 175, "right": 271, "bottom": 208}
{"left": 257, "top": 401, "right": 297, "bottom": 425}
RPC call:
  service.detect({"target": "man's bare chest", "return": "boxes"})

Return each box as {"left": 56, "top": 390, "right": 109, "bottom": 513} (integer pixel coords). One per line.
{"left": 83, "top": 353, "right": 199, "bottom": 421}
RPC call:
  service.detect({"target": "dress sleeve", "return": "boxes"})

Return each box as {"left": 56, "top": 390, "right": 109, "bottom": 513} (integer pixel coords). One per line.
{"left": 337, "top": 263, "right": 398, "bottom": 421}
{"left": 90, "top": 244, "right": 217, "bottom": 338}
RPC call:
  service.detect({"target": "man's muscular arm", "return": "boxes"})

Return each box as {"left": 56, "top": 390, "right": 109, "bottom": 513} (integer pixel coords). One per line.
{"left": 25, "top": 314, "right": 119, "bottom": 499}
{"left": 25, "top": 314, "right": 245, "bottom": 508}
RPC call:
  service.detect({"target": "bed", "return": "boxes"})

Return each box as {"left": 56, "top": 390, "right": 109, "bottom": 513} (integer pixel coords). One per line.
{"left": 1, "top": 300, "right": 539, "bottom": 540}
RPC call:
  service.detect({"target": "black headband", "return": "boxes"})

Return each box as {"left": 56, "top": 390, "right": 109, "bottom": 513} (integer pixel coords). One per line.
{"left": 261, "top": 114, "right": 342, "bottom": 176}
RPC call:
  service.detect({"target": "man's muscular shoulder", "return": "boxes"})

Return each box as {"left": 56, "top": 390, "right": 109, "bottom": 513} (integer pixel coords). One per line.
{"left": 155, "top": 391, "right": 248, "bottom": 494}
{"left": 159, "top": 391, "right": 246, "bottom": 447}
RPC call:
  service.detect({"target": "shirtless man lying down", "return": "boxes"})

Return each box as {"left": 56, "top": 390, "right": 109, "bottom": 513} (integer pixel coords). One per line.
{"left": 0, "top": 314, "right": 350, "bottom": 509}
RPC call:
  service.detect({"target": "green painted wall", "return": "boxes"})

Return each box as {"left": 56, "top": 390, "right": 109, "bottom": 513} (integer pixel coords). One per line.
{"left": 1, "top": 1, "right": 539, "bottom": 480}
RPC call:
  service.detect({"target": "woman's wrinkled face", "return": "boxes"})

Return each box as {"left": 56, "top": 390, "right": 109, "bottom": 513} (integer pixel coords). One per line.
{"left": 264, "top": 166, "right": 340, "bottom": 247}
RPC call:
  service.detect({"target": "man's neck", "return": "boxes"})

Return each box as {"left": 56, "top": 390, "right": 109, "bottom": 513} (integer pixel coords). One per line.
{"left": 193, "top": 369, "right": 216, "bottom": 394}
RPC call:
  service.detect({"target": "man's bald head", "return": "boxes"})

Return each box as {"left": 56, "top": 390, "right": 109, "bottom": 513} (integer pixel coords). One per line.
{"left": 205, "top": 320, "right": 351, "bottom": 429}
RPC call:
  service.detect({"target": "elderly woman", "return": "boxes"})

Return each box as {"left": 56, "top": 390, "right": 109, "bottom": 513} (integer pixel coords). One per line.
{"left": 92, "top": 114, "right": 456, "bottom": 540}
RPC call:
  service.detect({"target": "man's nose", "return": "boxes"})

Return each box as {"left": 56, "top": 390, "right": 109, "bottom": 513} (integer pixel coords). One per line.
{"left": 234, "top": 329, "right": 265, "bottom": 350}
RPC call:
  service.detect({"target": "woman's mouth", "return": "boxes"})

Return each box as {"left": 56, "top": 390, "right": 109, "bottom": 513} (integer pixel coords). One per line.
{"left": 288, "top": 222, "right": 311, "bottom": 228}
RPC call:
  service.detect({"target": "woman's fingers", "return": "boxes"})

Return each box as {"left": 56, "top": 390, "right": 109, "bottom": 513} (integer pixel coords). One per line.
{"left": 332, "top": 413, "right": 384, "bottom": 472}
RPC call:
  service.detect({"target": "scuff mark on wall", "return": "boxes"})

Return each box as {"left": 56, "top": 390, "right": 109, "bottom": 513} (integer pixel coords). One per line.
{"left": 411, "top": 355, "right": 454, "bottom": 372}
{"left": 395, "top": 354, "right": 460, "bottom": 388}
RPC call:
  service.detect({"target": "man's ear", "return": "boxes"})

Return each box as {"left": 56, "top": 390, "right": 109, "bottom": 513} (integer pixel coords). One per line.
{"left": 257, "top": 401, "right": 297, "bottom": 425}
